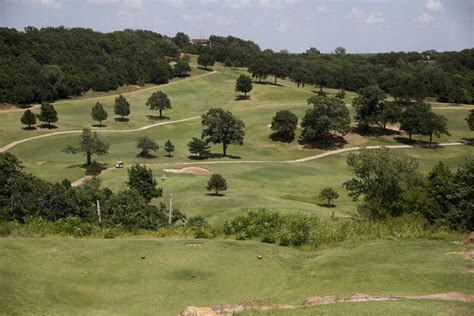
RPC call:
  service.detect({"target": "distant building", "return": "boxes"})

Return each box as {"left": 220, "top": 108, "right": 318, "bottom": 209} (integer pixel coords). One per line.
{"left": 190, "top": 39, "right": 211, "bottom": 46}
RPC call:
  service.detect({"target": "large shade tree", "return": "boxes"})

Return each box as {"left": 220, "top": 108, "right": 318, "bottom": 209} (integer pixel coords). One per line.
{"left": 146, "top": 91, "right": 171, "bottom": 118}
{"left": 352, "top": 85, "right": 386, "bottom": 132}
{"left": 301, "top": 96, "right": 350, "bottom": 141}
{"left": 64, "top": 128, "right": 109, "bottom": 166}
{"left": 201, "top": 108, "right": 245, "bottom": 157}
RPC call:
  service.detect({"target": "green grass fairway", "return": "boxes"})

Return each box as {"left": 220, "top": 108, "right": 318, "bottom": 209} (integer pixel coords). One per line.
{"left": 1, "top": 238, "right": 472, "bottom": 315}
{"left": 2, "top": 62, "right": 473, "bottom": 222}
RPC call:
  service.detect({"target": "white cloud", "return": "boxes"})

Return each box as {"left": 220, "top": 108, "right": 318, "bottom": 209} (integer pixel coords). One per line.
{"left": 415, "top": 12, "right": 434, "bottom": 25}
{"left": 316, "top": 5, "right": 327, "bottom": 13}
{"left": 223, "top": 0, "right": 251, "bottom": 9}
{"left": 30, "top": 0, "right": 62, "bottom": 9}
{"left": 275, "top": 23, "right": 288, "bottom": 32}
{"left": 117, "top": 0, "right": 143, "bottom": 16}
{"left": 347, "top": 8, "right": 384, "bottom": 24}
{"left": 180, "top": 12, "right": 214, "bottom": 20}
{"left": 163, "top": 0, "right": 185, "bottom": 7}
{"left": 366, "top": 12, "right": 384, "bottom": 24}
{"left": 87, "top": 0, "right": 120, "bottom": 4}
{"left": 425, "top": 0, "right": 443, "bottom": 12}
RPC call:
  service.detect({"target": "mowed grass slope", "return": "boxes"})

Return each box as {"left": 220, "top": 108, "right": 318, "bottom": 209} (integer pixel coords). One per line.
{"left": 1, "top": 238, "right": 472, "bottom": 315}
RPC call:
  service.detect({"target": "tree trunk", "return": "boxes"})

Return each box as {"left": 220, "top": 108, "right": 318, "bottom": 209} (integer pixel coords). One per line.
{"left": 223, "top": 143, "right": 227, "bottom": 157}
{"left": 244, "top": 91, "right": 247, "bottom": 97}
{"left": 86, "top": 151, "right": 92, "bottom": 166}
{"left": 274, "top": 75, "right": 277, "bottom": 85}
{"left": 409, "top": 133, "right": 412, "bottom": 140}
{"left": 259, "top": 77, "right": 262, "bottom": 83}
{"left": 327, "top": 198, "right": 331, "bottom": 206}
{"left": 383, "top": 122, "right": 387, "bottom": 130}
{"left": 160, "top": 109, "right": 163, "bottom": 118}
{"left": 429, "top": 133, "right": 433, "bottom": 145}
{"left": 320, "top": 85, "right": 323, "bottom": 93}
{"left": 297, "top": 82, "right": 300, "bottom": 88}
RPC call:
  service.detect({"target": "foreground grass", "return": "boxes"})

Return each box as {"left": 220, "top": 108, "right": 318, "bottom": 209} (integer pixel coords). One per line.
{"left": 1, "top": 238, "right": 472, "bottom": 315}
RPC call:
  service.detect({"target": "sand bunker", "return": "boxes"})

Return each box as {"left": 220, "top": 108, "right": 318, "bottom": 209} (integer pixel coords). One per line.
{"left": 163, "top": 167, "right": 212, "bottom": 176}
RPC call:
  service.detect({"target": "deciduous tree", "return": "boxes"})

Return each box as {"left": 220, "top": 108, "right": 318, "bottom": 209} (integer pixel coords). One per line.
{"left": 64, "top": 128, "right": 109, "bottom": 166}
{"left": 20, "top": 109, "right": 36, "bottom": 128}
{"left": 197, "top": 53, "right": 215, "bottom": 70}
{"left": 37, "top": 102, "right": 58, "bottom": 128}
{"left": 301, "top": 96, "right": 350, "bottom": 141}
{"left": 164, "top": 140, "right": 175, "bottom": 157}
{"left": 91, "top": 102, "right": 108, "bottom": 126}
{"left": 187, "top": 137, "right": 210, "bottom": 157}
{"left": 235, "top": 74, "right": 253, "bottom": 97}
{"left": 114, "top": 95, "right": 130, "bottom": 120}
{"left": 201, "top": 108, "right": 245, "bottom": 157}
{"left": 319, "top": 187, "right": 339, "bottom": 206}
{"left": 270, "top": 110, "right": 298, "bottom": 142}
{"left": 146, "top": 91, "right": 171, "bottom": 118}
{"left": 127, "top": 164, "right": 162, "bottom": 202}
{"left": 207, "top": 173, "right": 227, "bottom": 195}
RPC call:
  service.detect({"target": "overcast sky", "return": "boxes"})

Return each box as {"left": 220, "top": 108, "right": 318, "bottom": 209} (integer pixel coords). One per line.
{"left": 1, "top": 0, "right": 473, "bottom": 53}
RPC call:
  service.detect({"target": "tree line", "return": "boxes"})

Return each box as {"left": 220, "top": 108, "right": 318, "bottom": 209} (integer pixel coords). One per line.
{"left": 0, "top": 27, "right": 184, "bottom": 105}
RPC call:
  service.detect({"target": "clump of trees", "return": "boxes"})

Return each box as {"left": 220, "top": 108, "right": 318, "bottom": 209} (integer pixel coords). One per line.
{"left": 201, "top": 108, "right": 245, "bottom": 157}
{"left": 1, "top": 27, "right": 180, "bottom": 105}
{"left": 173, "top": 60, "right": 191, "bottom": 77}
{"left": 127, "top": 164, "right": 162, "bottom": 202}
{"left": 146, "top": 91, "right": 171, "bottom": 118}
{"left": 466, "top": 109, "right": 474, "bottom": 131}
{"left": 1, "top": 152, "right": 180, "bottom": 231}
{"left": 301, "top": 96, "right": 350, "bottom": 142}
{"left": 400, "top": 102, "right": 449, "bottom": 144}
{"left": 270, "top": 110, "right": 298, "bottom": 142}
{"left": 344, "top": 148, "right": 473, "bottom": 230}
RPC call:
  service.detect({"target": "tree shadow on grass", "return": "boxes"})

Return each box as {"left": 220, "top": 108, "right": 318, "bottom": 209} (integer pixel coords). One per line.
{"left": 234, "top": 95, "right": 251, "bottom": 101}
{"left": 462, "top": 138, "right": 474, "bottom": 146}
{"left": 253, "top": 81, "right": 283, "bottom": 87}
{"left": 114, "top": 117, "right": 130, "bottom": 122}
{"left": 92, "top": 124, "right": 107, "bottom": 128}
{"left": 198, "top": 67, "right": 214, "bottom": 72}
{"left": 188, "top": 153, "right": 241, "bottom": 160}
{"left": 316, "top": 203, "right": 336, "bottom": 208}
{"left": 175, "top": 74, "right": 190, "bottom": 78}
{"left": 270, "top": 133, "right": 295, "bottom": 143}
{"left": 38, "top": 124, "right": 58, "bottom": 129}
{"left": 394, "top": 136, "right": 442, "bottom": 149}
{"left": 205, "top": 193, "right": 226, "bottom": 197}
{"left": 351, "top": 126, "right": 400, "bottom": 137}
{"left": 22, "top": 126, "right": 37, "bottom": 130}
{"left": 146, "top": 115, "right": 170, "bottom": 121}
{"left": 136, "top": 153, "right": 157, "bottom": 159}
{"left": 299, "top": 135, "right": 347, "bottom": 150}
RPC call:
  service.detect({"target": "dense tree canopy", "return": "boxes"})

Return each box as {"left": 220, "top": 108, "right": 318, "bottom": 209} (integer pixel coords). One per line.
{"left": 301, "top": 96, "right": 351, "bottom": 141}
{"left": 235, "top": 74, "right": 253, "bottom": 97}
{"left": 270, "top": 110, "right": 298, "bottom": 142}
{"left": 127, "top": 164, "right": 162, "bottom": 202}
{"left": 0, "top": 27, "right": 179, "bottom": 104}
{"left": 146, "top": 91, "right": 171, "bottom": 118}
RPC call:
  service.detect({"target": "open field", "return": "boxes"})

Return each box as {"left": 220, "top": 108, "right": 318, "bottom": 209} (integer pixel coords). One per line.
{"left": 1, "top": 238, "right": 472, "bottom": 315}
{"left": 1, "top": 62, "right": 473, "bottom": 223}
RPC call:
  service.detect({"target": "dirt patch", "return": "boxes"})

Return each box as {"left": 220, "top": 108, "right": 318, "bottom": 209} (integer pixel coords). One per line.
{"left": 180, "top": 292, "right": 474, "bottom": 315}
{"left": 36, "top": 161, "right": 47, "bottom": 165}
{"left": 163, "top": 167, "right": 211, "bottom": 176}
{"left": 445, "top": 251, "right": 474, "bottom": 260}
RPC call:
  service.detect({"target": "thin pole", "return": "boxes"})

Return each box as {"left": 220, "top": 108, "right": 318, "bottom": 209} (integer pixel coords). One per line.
{"left": 96, "top": 200, "right": 101, "bottom": 224}
{"left": 168, "top": 193, "right": 173, "bottom": 224}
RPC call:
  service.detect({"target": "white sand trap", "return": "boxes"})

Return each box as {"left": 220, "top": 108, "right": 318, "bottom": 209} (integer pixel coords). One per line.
{"left": 163, "top": 167, "right": 212, "bottom": 176}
